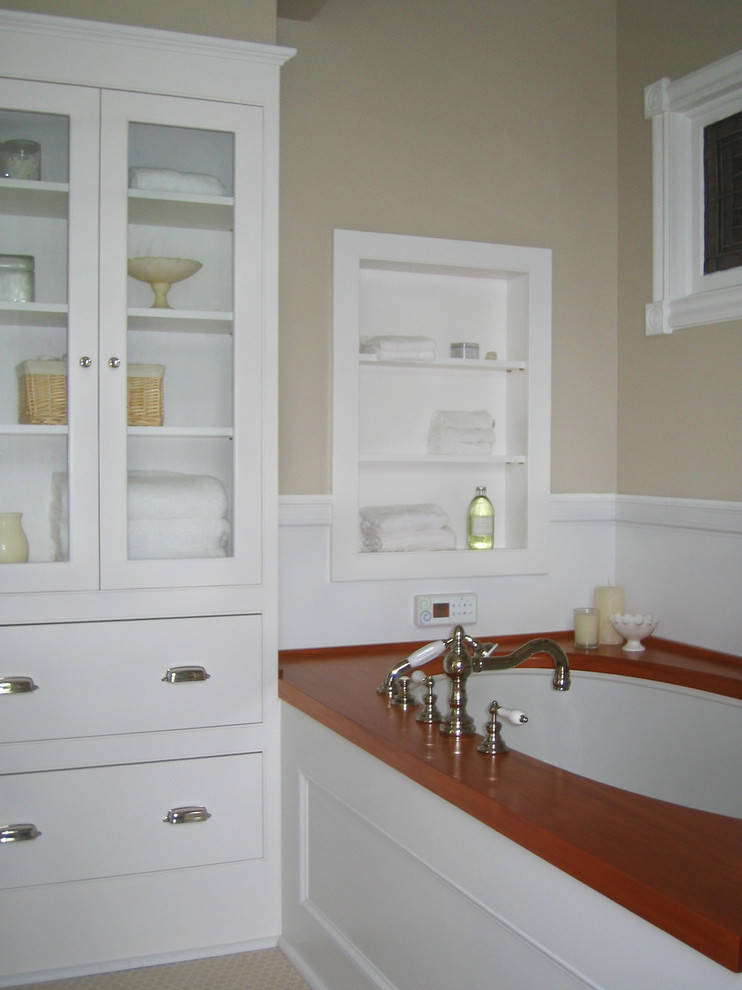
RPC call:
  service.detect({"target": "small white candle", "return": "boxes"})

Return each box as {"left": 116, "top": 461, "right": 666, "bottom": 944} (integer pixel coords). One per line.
{"left": 574, "top": 608, "right": 600, "bottom": 649}
{"left": 594, "top": 585, "right": 625, "bottom": 644}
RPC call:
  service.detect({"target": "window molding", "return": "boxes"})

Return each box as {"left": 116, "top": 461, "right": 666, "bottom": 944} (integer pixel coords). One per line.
{"left": 645, "top": 48, "right": 742, "bottom": 334}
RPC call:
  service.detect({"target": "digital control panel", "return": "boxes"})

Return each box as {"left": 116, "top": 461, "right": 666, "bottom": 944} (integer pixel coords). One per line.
{"left": 414, "top": 593, "right": 477, "bottom": 627}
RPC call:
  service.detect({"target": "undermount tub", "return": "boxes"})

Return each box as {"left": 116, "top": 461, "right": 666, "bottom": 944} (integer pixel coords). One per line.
{"left": 279, "top": 638, "right": 742, "bottom": 990}
{"left": 462, "top": 666, "right": 742, "bottom": 819}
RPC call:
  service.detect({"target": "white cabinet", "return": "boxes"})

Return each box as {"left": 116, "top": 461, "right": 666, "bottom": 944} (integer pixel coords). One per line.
{"left": 332, "top": 229, "right": 552, "bottom": 581}
{"left": 1, "top": 75, "right": 268, "bottom": 593}
{"left": 0, "top": 13, "right": 292, "bottom": 984}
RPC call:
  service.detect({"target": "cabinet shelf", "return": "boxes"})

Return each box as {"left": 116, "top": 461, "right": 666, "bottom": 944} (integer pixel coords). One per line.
{"left": 0, "top": 302, "right": 67, "bottom": 327}
{"left": 128, "top": 190, "right": 233, "bottom": 231}
{"left": 0, "top": 179, "right": 68, "bottom": 219}
{"left": 127, "top": 308, "right": 233, "bottom": 333}
{"left": 0, "top": 423, "right": 67, "bottom": 436}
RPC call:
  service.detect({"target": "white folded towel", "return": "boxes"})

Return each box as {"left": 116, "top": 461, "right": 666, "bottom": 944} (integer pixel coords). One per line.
{"left": 431, "top": 410, "right": 494, "bottom": 430}
{"left": 429, "top": 426, "right": 496, "bottom": 445}
{"left": 428, "top": 440, "right": 494, "bottom": 456}
{"left": 361, "top": 335, "right": 436, "bottom": 354}
{"left": 128, "top": 517, "right": 230, "bottom": 559}
{"left": 128, "top": 471, "right": 228, "bottom": 520}
{"left": 428, "top": 426, "right": 495, "bottom": 455}
{"left": 362, "top": 526, "right": 457, "bottom": 552}
{"left": 359, "top": 503, "right": 448, "bottom": 534}
{"left": 360, "top": 335, "right": 436, "bottom": 361}
{"left": 128, "top": 166, "right": 227, "bottom": 197}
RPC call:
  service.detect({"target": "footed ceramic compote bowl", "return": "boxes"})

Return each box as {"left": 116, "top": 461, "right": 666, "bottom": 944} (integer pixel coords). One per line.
{"left": 127, "top": 256, "right": 202, "bottom": 309}
{"left": 609, "top": 613, "right": 660, "bottom": 652}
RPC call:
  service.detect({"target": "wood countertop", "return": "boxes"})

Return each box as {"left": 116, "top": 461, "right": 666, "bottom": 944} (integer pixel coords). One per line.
{"left": 278, "top": 634, "right": 742, "bottom": 972}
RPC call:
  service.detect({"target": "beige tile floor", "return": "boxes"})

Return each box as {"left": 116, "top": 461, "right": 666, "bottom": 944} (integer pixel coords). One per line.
{"left": 7, "top": 949, "right": 312, "bottom": 990}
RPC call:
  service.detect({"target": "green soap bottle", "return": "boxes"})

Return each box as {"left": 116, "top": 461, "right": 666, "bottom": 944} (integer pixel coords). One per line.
{"left": 467, "top": 486, "right": 494, "bottom": 549}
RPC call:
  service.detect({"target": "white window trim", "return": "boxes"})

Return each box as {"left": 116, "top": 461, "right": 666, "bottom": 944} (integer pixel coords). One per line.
{"left": 645, "top": 48, "right": 742, "bottom": 334}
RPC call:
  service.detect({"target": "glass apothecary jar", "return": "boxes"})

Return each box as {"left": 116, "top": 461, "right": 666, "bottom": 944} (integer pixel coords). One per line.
{"left": 0, "top": 138, "right": 41, "bottom": 179}
{"left": 0, "top": 254, "right": 34, "bottom": 301}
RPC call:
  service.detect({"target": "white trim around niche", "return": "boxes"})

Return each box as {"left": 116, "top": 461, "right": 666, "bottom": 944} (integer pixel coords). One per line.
{"left": 645, "top": 48, "right": 742, "bottom": 335}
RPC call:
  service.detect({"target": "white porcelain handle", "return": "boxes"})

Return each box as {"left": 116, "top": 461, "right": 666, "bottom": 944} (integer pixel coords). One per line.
{"left": 406, "top": 640, "right": 446, "bottom": 668}
{"left": 498, "top": 707, "right": 528, "bottom": 725}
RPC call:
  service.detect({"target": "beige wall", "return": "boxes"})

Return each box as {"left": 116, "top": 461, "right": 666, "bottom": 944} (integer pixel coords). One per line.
{"left": 616, "top": 0, "right": 742, "bottom": 500}
{"left": 5, "top": 0, "right": 739, "bottom": 500}
{"left": 0, "top": 0, "right": 277, "bottom": 44}
{"left": 277, "top": 0, "right": 618, "bottom": 494}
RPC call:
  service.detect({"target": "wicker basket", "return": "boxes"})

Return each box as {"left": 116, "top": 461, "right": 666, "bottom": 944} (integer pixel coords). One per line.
{"left": 16, "top": 359, "right": 165, "bottom": 426}
{"left": 127, "top": 363, "right": 165, "bottom": 426}
{"left": 16, "top": 358, "right": 67, "bottom": 424}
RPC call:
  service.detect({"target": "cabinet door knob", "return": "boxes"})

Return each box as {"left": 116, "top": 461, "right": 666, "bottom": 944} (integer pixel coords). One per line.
{"left": 163, "top": 806, "right": 211, "bottom": 825}
{"left": 0, "top": 675, "right": 39, "bottom": 694}
{"left": 1, "top": 823, "right": 42, "bottom": 843}
{"left": 79, "top": 355, "right": 92, "bottom": 368}
{"left": 107, "top": 356, "right": 121, "bottom": 369}
{"left": 161, "top": 665, "right": 211, "bottom": 683}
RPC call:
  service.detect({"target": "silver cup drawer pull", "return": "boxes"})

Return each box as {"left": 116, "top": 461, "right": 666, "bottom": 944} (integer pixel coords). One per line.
{"left": 1, "top": 823, "right": 42, "bottom": 843}
{"left": 0, "top": 675, "right": 39, "bottom": 695}
{"left": 163, "top": 805, "right": 212, "bottom": 825}
{"left": 161, "top": 666, "right": 210, "bottom": 684}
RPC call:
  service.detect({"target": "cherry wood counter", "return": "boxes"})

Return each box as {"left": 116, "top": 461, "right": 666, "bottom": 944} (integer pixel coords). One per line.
{"left": 279, "top": 634, "right": 742, "bottom": 972}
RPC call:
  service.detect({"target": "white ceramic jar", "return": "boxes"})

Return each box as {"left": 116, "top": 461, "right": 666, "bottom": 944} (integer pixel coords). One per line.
{"left": 0, "top": 512, "right": 29, "bottom": 563}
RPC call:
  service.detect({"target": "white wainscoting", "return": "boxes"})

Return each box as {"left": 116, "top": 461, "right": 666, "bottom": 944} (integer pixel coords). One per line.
{"left": 278, "top": 493, "right": 741, "bottom": 655}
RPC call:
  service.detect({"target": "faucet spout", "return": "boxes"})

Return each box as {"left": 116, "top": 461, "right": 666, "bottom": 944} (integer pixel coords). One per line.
{"left": 472, "top": 637, "right": 571, "bottom": 691}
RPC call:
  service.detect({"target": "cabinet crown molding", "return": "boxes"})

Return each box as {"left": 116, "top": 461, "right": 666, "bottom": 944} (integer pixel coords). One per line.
{"left": 0, "top": 10, "right": 296, "bottom": 67}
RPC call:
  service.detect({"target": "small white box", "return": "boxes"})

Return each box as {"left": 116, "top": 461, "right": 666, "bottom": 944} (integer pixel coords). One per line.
{"left": 450, "top": 342, "right": 479, "bottom": 359}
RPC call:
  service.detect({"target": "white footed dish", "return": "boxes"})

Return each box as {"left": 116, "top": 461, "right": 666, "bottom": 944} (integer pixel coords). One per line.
{"left": 609, "top": 613, "right": 660, "bottom": 652}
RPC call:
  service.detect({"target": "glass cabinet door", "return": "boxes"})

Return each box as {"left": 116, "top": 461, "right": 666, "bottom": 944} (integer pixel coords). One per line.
{"left": 0, "top": 79, "right": 99, "bottom": 594}
{"left": 98, "top": 90, "right": 264, "bottom": 589}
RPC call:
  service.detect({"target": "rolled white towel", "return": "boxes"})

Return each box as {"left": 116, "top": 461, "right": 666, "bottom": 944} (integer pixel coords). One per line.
{"left": 128, "top": 166, "right": 227, "bottom": 196}
{"left": 49, "top": 472, "right": 230, "bottom": 560}
{"left": 128, "top": 471, "right": 228, "bottom": 520}
{"left": 359, "top": 503, "right": 448, "bottom": 534}
{"left": 362, "top": 526, "right": 457, "bottom": 552}
{"left": 128, "top": 517, "right": 230, "bottom": 559}
{"left": 431, "top": 410, "right": 494, "bottom": 430}
{"left": 50, "top": 472, "right": 69, "bottom": 561}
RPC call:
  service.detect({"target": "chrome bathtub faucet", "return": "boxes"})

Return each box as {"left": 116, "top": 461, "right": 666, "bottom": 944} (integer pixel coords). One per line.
{"left": 379, "top": 624, "right": 570, "bottom": 739}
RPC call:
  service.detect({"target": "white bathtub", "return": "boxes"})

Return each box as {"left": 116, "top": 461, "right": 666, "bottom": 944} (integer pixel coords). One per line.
{"left": 462, "top": 667, "right": 742, "bottom": 818}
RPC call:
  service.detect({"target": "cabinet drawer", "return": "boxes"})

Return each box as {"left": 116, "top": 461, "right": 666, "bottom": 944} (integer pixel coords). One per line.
{"left": 0, "top": 615, "right": 262, "bottom": 743}
{"left": 0, "top": 752, "right": 262, "bottom": 890}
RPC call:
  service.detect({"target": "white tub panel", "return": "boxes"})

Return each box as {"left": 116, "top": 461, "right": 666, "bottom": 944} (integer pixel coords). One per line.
{"left": 281, "top": 704, "right": 742, "bottom": 990}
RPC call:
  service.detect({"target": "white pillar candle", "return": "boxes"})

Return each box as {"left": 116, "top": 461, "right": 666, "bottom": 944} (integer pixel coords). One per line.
{"left": 574, "top": 608, "right": 600, "bottom": 648}
{"left": 594, "top": 585, "right": 626, "bottom": 644}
